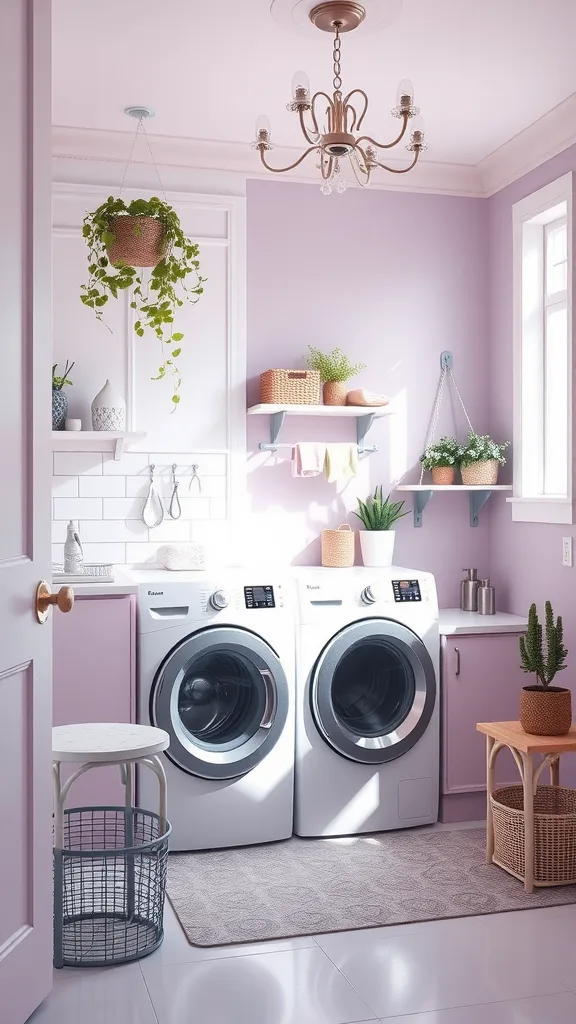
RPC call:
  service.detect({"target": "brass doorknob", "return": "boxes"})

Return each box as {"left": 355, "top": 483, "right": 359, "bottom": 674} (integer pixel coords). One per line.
{"left": 36, "top": 581, "right": 74, "bottom": 624}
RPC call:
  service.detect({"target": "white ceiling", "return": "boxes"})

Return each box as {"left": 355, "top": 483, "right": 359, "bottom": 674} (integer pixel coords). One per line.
{"left": 52, "top": 0, "right": 576, "bottom": 167}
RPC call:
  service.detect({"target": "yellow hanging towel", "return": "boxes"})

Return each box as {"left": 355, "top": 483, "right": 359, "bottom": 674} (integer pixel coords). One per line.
{"left": 324, "top": 443, "right": 359, "bottom": 484}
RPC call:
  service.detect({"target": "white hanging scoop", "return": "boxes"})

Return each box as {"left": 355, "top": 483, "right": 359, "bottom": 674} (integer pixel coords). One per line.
{"left": 142, "top": 464, "right": 164, "bottom": 528}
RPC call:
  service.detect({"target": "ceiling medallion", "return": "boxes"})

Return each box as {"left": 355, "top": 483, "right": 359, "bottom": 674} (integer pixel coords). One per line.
{"left": 253, "top": 0, "right": 426, "bottom": 194}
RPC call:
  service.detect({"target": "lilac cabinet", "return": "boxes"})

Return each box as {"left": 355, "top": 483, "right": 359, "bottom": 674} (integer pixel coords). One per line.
{"left": 53, "top": 595, "right": 136, "bottom": 807}
{"left": 441, "top": 633, "right": 526, "bottom": 821}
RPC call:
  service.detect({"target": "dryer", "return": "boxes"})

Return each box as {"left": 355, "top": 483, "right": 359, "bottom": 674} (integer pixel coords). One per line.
{"left": 294, "top": 566, "right": 439, "bottom": 837}
{"left": 134, "top": 570, "right": 295, "bottom": 851}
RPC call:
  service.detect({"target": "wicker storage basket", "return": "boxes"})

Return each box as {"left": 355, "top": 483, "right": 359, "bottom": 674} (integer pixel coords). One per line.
{"left": 321, "top": 524, "right": 355, "bottom": 568}
{"left": 460, "top": 459, "right": 499, "bottom": 485}
{"left": 491, "top": 784, "right": 576, "bottom": 886}
{"left": 260, "top": 369, "right": 321, "bottom": 405}
{"left": 107, "top": 216, "right": 168, "bottom": 268}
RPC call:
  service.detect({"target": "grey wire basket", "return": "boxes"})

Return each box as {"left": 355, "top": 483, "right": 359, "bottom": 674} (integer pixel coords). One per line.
{"left": 53, "top": 805, "right": 171, "bottom": 968}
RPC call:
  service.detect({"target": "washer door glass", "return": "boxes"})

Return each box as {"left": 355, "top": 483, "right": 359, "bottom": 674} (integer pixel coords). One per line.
{"left": 311, "top": 618, "right": 436, "bottom": 764}
{"left": 151, "top": 627, "right": 289, "bottom": 780}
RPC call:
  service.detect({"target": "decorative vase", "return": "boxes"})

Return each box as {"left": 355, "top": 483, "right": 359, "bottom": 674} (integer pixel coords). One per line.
{"left": 431, "top": 466, "right": 455, "bottom": 485}
{"left": 52, "top": 388, "right": 68, "bottom": 430}
{"left": 91, "top": 380, "right": 126, "bottom": 431}
{"left": 520, "top": 686, "right": 572, "bottom": 736}
{"left": 323, "top": 381, "right": 347, "bottom": 406}
{"left": 106, "top": 215, "right": 167, "bottom": 268}
{"left": 359, "top": 530, "right": 396, "bottom": 568}
{"left": 461, "top": 459, "right": 499, "bottom": 485}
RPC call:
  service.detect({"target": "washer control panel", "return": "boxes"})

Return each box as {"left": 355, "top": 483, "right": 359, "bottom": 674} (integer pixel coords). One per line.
{"left": 244, "top": 585, "right": 276, "bottom": 609}
{"left": 392, "top": 579, "right": 422, "bottom": 603}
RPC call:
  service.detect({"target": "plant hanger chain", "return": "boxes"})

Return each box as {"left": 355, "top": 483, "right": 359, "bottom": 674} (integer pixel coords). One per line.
{"left": 118, "top": 116, "right": 168, "bottom": 203}
{"left": 418, "top": 360, "right": 475, "bottom": 483}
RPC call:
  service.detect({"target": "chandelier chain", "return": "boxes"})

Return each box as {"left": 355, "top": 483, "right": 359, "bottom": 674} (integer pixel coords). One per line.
{"left": 332, "top": 25, "right": 342, "bottom": 93}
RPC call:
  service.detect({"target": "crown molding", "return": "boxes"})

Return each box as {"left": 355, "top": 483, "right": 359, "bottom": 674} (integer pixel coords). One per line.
{"left": 52, "top": 125, "right": 483, "bottom": 198}
{"left": 478, "top": 92, "right": 576, "bottom": 197}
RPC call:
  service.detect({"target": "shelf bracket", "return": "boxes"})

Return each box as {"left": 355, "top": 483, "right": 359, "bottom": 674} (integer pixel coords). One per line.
{"left": 114, "top": 438, "right": 124, "bottom": 461}
{"left": 259, "top": 411, "right": 286, "bottom": 451}
{"left": 469, "top": 489, "right": 492, "bottom": 527}
{"left": 357, "top": 413, "right": 375, "bottom": 449}
{"left": 413, "top": 490, "right": 433, "bottom": 527}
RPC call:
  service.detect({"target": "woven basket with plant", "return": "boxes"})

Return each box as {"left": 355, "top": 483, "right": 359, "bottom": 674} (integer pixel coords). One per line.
{"left": 306, "top": 346, "right": 365, "bottom": 406}
{"left": 420, "top": 436, "right": 463, "bottom": 485}
{"left": 459, "top": 431, "right": 510, "bottom": 485}
{"left": 519, "top": 601, "right": 571, "bottom": 736}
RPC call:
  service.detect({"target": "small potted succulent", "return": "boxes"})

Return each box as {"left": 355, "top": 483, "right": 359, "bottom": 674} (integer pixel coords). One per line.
{"left": 420, "top": 436, "right": 463, "bottom": 485}
{"left": 459, "top": 431, "right": 510, "bottom": 485}
{"left": 353, "top": 486, "right": 408, "bottom": 567}
{"left": 52, "top": 361, "right": 75, "bottom": 430}
{"left": 306, "top": 346, "right": 366, "bottom": 406}
{"left": 519, "top": 602, "right": 571, "bottom": 736}
{"left": 80, "top": 195, "right": 205, "bottom": 409}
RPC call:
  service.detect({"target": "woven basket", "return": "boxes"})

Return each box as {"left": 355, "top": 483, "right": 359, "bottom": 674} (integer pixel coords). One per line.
{"left": 491, "top": 784, "right": 576, "bottom": 885}
{"left": 260, "top": 369, "right": 321, "bottom": 405}
{"left": 321, "top": 524, "right": 355, "bottom": 568}
{"left": 520, "top": 686, "right": 572, "bottom": 736}
{"left": 460, "top": 459, "right": 499, "bottom": 485}
{"left": 107, "top": 216, "right": 168, "bottom": 268}
{"left": 431, "top": 466, "right": 455, "bottom": 485}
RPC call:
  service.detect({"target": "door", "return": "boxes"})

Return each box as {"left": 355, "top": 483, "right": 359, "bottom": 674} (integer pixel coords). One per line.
{"left": 151, "top": 627, "right": 289, "bottom": 779}
{"left": 310, "top": 618, "right": 436, "bottom": 764}
{"left": 0, "top": 2, "right": 53, "bottom": 1021}
{"left": 442, "top": 634, "right": 525, "bottom": 794}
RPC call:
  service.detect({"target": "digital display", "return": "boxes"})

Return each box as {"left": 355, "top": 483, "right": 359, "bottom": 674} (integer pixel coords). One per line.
{"left": 392, "top": 579, "right": 422, "bottom": 603}
{"left": 244, "top": 585, "right": 275, "bottom": 609}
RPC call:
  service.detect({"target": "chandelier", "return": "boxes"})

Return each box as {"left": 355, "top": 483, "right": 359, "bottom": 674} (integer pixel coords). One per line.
{"left": 252, "top": 1, "right": 426, "bottom": 194}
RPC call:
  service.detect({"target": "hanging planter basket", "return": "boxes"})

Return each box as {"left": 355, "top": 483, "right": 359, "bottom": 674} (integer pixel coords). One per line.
{"left": 461, "top": 459, "right": 500, "bottom": 486}
{"left": 107, "top": 215, "right": 168, "bottom": 269}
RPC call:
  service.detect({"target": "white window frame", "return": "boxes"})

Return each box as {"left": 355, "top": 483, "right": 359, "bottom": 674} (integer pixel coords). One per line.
{"left": 510, "top": 172, "right": 574, "bottom": 524}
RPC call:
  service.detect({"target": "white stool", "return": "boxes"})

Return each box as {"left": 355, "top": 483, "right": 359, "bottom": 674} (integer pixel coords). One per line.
{"left": 52, "top": 723, "right": 170, "bottom": 968}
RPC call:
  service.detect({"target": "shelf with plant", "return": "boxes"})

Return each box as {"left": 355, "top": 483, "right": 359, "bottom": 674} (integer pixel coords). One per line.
{"left": 306, "top": 346, "right": 366, "bottom": 407}
{"left": 80, "top": 195, "right": 206, "bottom": 410}
{"left": 354, "top": 487, "right": 408, "bottom": 567}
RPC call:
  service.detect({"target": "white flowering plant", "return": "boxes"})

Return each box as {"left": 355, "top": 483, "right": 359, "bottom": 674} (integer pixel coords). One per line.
{"left": 420, "top": 436, "right": 463, "bottom": 471}
{"left": 460, "top": 431, "right": 510, "bottom": 468}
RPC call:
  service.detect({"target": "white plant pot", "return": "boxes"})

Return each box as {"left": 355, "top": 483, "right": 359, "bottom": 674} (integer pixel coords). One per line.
{"left": 91, "top": 379, "right": 126, "bottom": 431}
{"left": 359, "top": 530, "right": 396, "bottom": 568}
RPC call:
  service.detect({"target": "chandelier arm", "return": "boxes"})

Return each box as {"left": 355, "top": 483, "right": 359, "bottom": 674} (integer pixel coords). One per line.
{"left": 349, "top": 149, "right": 370, "bottom": 189}
{"left": 373, "top": 150, "right": 421, "bottom": 174}
{"left": 257, "top": 145, "right": 320, "bottom": 174}
{"left": 311, "top": 91, "right": 335, "bottom": 132}
{"left": 298, "top": 108, "right": 321, "bottom": 146}
{"left": 320, "top": 151, "right": 334, "bottom": 180}
{"left": 356, "top": 114, "right": 409, "bottom": 151}
{"left": 345, "top": 104, "right": 358, "bottom": 134}
{"left": 343, "top": 90, "right": 369, "bottom": 132}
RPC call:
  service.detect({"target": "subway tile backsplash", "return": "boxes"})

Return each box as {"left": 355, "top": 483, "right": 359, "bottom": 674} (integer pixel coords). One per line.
{"left": 51, "top": 450, "right": 228, "bottom": 566}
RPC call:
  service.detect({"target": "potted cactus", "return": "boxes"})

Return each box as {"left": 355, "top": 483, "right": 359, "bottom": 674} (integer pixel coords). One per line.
{"left": 519, "top": 602, "right": 571, "bottom": 735}
{"left": 353, "top": 487, "right": 408, "bottom": 567}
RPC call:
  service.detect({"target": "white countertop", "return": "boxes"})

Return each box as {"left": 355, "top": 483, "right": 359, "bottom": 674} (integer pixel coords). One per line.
{"left": 52, "top": 566, "right": 138, "bottom": 597}
{"left": 439, "top": 608, "right": 528, "bottom": 635}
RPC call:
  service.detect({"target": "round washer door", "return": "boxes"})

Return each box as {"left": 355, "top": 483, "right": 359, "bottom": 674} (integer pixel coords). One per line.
{"left": 151, "top": 626, "right": 289, "bottom": 780}
{"left": 310, "top": 618, "right": 436, "bottom": 764}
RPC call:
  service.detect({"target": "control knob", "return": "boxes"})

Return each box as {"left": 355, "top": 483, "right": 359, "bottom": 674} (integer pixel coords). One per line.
{"left": 361, "top": 585, "right": 377, "bottom": 605}
{"left": 210, "top": 589, "right": 230, "bottom": 610}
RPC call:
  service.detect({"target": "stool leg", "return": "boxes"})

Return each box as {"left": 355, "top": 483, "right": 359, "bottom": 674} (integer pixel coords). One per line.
{"left": 124, "top": 762, "right": 135, "bottom": 921}
{"left": 551, "top": 755, "right": 560, "bottom": 787}
{"left": 522, "top": 752, "right": 535, "bottom": 893}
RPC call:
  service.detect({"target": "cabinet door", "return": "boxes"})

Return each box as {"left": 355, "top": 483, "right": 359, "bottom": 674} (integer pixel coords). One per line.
{"left": 53, "top": 595, "right": 135, "bottom": 806}
{"left": 442, "top": 634, "right": 523, "bottom": 794}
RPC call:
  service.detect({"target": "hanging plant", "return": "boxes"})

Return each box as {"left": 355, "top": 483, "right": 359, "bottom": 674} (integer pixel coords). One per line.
{"left": 80, "top": 195, "right": 206, "bottom": 409}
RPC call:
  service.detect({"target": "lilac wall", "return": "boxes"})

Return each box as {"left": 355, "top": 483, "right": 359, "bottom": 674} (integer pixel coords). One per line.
{"left": 246, "top": 179, "right": 491, "bottom": 606}
{"left": 488, "top": 144, "right": 576, "bottom": 627}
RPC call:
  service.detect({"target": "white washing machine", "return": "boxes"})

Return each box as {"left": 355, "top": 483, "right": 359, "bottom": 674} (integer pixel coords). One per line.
{"left": 133, "top": 569, "right": 295, "bottom": 851}
{"left": 294, "top": 566, "right": 440, "bottom": 837}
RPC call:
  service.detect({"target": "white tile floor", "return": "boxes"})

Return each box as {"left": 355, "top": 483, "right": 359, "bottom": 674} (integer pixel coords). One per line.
{"left": 31, "top": 900, "right": 576, "bottom": 1023}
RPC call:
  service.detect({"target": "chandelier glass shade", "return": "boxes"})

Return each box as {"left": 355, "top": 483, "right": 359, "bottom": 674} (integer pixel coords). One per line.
{"left": 252, "top": 1, "right": 427, "bottom": 194}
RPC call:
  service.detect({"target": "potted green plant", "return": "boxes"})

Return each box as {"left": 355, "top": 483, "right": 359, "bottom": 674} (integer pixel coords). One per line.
{"left": 306, "top": 346, "right": 366, "bottom": 406}
{"left": 52, "top": 361, "right": 75, "bottom": 431}
{"left": 80, "top": 196, "right": 205, "bottom": 409}
{"left": 519, "top": 602, "right": 571, "bottom": 735}
{"left": 419, "top": 436, "right": 463, "bottom": 485}
{"left": 353, "top": 487, "right": 408, "bottom": 567}
{"left": 459, "top": 431, "right": 510, "bottom": 485}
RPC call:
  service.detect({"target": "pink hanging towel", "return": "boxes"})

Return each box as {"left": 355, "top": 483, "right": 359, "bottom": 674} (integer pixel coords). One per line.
{"left": 291, "top": 443, "right": 327, "bottom": 478}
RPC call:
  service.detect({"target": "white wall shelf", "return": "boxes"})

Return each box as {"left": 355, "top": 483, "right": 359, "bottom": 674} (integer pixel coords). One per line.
{"left": 396, "top": 484, "right": 513, "bottom": 528}
{"left": 247, "top": 403, "right": 392, "bottom": 452}
{"left": 51, "top": 431, "right": 146, "bottom": 461}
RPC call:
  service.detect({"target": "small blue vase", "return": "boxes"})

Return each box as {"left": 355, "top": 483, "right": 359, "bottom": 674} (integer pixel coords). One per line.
{"left": 52, "top": 388, "right": 68, "bottom": 430}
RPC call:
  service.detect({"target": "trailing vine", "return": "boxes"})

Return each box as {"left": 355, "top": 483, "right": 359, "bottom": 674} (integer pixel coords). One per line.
{"left": 80, "top": 196, "right": 206, "bottom": 408}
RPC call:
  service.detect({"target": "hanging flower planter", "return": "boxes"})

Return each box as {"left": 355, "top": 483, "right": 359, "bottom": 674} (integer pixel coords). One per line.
{"left": 106, "top": 215, "right": 168, "bottom": 268}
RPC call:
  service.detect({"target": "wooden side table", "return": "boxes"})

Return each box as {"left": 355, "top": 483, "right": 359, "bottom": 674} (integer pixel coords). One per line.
{"left": 477, "top": 720, "right": 576, "bottom": 893}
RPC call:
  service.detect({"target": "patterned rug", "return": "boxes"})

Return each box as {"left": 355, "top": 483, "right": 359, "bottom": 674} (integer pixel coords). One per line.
{"left": 166, "top": 828, "right": 576, "bottom": 947}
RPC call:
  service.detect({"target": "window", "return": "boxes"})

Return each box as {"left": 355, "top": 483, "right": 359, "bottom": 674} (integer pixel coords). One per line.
{"left": 512, "top": 172, "right": 574, "bottom": 523}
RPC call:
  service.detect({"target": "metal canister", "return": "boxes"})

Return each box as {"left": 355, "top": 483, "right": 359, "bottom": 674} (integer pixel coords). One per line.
{"left": 461, "top": 568, "right": 479, "bottom": 612}
{"left": 478, "top": 578, "right": 496, "bottom": 615}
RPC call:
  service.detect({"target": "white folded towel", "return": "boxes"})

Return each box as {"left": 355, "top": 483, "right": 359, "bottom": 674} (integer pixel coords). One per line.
{"left": 324, "top": 443, "right": 359, "bottom": 484}
{"left": 291, "top": 443, "right": 327, "bottom": 478}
